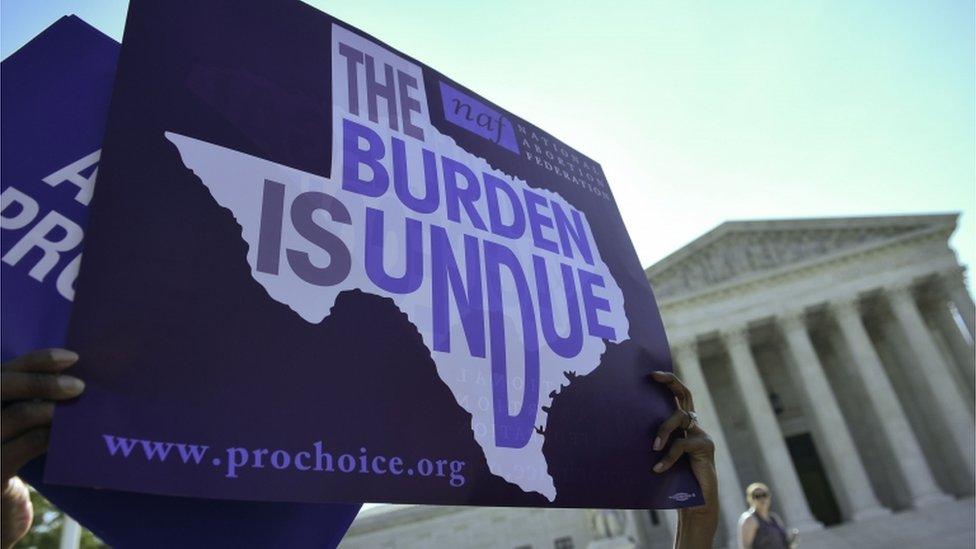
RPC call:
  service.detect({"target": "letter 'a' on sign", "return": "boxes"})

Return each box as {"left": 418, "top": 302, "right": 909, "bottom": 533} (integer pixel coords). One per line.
{"left": 44, "top": 0, "right": 701, "bottom": 510}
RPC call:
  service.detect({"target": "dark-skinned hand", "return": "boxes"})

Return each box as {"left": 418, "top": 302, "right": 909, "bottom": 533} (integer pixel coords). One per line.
{"left": 1, "top": 348, "right": 84, "bottom": 549}
{"left": 650, "top": 370, "right": 719, "bottom": 549}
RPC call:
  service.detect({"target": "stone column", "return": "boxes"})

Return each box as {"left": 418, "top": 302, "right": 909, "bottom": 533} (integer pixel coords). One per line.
{"left": 886, "top": 284, "right": 976, "bottom": 477}
{"left": 722, "top": 327, "right": 822, "bottom": 532}
{"left": 928, "top": 297, "right": 976, "bottom": 397}
{"left": 830, "top": 298, "right": 950, "bottom": 506}
{"left": 672, "top": 341, "right": 744, "bottom": 546}
{"left": 661, "top": 509, "right": 678, "bottom": 544}
{"left": 941, "top": 268, "right": 976, "bottom": 341}
{"left": 933, "top": 269, "right": 975, "bottom": 397}
{"left": 778, "top": 311, "right": 888, "bottom": 521}
{"left": 586, "top": 509, "right": 637, "bottom": 549}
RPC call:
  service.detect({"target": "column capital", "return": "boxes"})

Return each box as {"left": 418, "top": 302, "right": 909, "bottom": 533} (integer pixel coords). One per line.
{"left": 885, "top": 281, "right": 918, "bottom": 302}
{"left": 777, "top": 309, "right": 809, "bottom": 333}
{"left": 939, "top": 266, "right": 970, "bottom": 292}
{"left": 883, "top": 281, "right": 915, "bottom": 304}
{"left": 828, "top": 296, "right": 862, "bottom": 317}
{"left": 719, "top": 325, "right": 751, "bottom": 347}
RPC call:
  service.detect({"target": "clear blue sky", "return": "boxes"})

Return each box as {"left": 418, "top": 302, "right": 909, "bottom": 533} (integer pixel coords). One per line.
{"left": 3, "top": 1, "right": 974, "bottom": 290}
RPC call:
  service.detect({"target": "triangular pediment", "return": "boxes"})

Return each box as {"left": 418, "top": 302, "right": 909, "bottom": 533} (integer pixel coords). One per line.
{"left": 645, "top": 214, "right": 957, "bottom": 300}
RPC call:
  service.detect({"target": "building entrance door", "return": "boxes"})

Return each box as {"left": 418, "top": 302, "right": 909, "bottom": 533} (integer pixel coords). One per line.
{"left": 785, "top": 433, "right": 842, "bottom": 526}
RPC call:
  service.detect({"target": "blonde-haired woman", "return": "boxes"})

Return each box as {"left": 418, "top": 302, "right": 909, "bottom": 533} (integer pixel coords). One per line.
{"left": 737, "top": 482, "right": 799, "bottom": 549}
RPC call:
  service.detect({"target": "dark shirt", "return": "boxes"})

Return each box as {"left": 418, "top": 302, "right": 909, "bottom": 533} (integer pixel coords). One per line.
{"left": 742, "top": 509, "right": 790, "bottom": 549}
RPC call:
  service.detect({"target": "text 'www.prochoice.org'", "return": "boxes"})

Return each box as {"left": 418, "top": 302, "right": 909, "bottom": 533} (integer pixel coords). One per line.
{"left": 101, "top": 434, "right": 466, "bottom": 487}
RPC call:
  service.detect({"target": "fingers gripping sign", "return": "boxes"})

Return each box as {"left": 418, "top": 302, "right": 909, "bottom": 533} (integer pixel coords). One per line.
{"left": 648, "top": 370, "right": 720, "bottom": 548}
{"left": 1, "top": 348, "right": 84, "bottom": 549}
{"left": 649, "top": 371, "right": 714, "bottom": 474}
{"left": 1, "top": 348, "right": 84, "bottom": 483}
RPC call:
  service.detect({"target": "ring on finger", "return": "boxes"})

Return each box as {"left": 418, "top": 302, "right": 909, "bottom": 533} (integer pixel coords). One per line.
{"left": 685, "top": 410, "right": 700, "bottom": 430}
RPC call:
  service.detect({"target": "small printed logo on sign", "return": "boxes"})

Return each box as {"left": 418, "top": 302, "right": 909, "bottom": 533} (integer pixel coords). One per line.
{"left": 439, "top": 81, "right": 519, "bottom": 154}
{"left": 669, "top": 492, "right": 697, "bottom": 502}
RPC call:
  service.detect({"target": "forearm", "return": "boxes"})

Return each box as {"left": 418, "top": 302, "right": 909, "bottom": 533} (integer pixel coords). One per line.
{"left": 675, "top": 506, "right": 719, "bottom": 548}
{"left": 674, "top": 463, "right": 719, "bottom": 549}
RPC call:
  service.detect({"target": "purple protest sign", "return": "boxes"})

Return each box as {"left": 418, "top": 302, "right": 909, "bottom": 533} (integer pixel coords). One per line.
{"left": 1, "top": 15, "right": 359, "bottom": 548}
{"left": 44, "top": 0, "right": 700, "bottom": 510}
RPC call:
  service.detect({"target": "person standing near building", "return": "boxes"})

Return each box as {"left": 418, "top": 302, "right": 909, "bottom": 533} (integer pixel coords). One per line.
{"left": 738, "top": 482, "right": 799, "bottom": 549}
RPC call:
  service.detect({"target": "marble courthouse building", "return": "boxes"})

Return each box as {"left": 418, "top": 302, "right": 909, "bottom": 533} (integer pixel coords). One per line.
{"left": 339, "top": 214, "right": 976, "bottom": 549}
